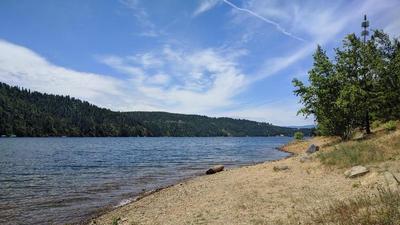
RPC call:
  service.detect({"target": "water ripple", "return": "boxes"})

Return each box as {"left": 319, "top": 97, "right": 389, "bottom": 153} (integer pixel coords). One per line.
{"left": 0, "top": 137, "right": 291, "bottom": 225}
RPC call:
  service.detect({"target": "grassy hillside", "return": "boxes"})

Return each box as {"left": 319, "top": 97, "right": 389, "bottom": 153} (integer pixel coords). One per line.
{"left": 317, "top": 121, "right": 400, "bottom": 168}
{"left": 286, "top": 121, "right": 400, "bottom": 225}
{"left": 0, "top": 82, "right": 312, "bottom": 137}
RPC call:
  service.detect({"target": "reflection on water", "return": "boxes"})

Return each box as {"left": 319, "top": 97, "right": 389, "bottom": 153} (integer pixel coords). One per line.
{"left": 0, "top": 137, "right": 291, "bottom": 225}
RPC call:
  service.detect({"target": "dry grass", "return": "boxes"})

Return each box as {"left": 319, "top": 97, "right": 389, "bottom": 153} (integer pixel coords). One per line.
{"left": 302, "top": 124, "right": 400, "bottom": 225}
{"left": 318, "top": 142, "right": 385, "bottom": 168}
{"left": 294, "top": 187, "right": 400, "bottom": 225}
{"left": 318, "top": 129, "right": 400, "bottom": 168}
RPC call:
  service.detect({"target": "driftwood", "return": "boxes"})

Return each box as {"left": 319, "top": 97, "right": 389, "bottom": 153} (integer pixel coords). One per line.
{"left": 206, "top": 165, "right": 224, "bottom": 175}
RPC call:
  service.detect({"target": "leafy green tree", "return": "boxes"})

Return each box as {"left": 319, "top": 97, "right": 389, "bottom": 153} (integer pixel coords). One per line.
{"left": 293, "top": 29, "right": 400, "bottom": 139}
{"left": 334, "top": 33, "right": 383, "bottom": 134}
{"left": 293, "top": 46, "right": 353, "bottom": 138}
{"left": 294, "top": 131, "right": 304, "bottom": 140}
{"left": 371, "top": 30, "right": 400, "bottom": 120}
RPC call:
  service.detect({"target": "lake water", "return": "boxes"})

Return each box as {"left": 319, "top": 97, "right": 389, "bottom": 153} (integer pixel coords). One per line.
{"left": 0, "top": 137, "right": 292, "bottom": 225}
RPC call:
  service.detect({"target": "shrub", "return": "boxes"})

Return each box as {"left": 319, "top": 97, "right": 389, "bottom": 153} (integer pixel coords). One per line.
{"left": 294, "top": 131, "right": 304, "bottom": 140}
{"left": 112, "top": 217, "right": 120, "bottom": 225}
{"left": 384, "top": 120, "right": 397, "bottom": 131}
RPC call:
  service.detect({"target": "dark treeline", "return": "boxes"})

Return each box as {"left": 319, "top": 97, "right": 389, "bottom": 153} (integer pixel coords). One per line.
{"left": 293, "top": 29, "right": 400, "bottom": 139}
{"left": 0, "top": 82, "right": 311, "bottom": 137}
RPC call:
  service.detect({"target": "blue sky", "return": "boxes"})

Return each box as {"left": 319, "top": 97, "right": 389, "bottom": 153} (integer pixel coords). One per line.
{"left": 0, "top": 0, "right": 399, "bottom": 125}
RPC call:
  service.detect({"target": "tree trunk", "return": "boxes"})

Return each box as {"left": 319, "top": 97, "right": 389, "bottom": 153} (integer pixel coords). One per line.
{"left": 206, "top": 165, "right": 224, "bottom": 174}
{"left": 365, "top": 110, "right": 371, "bottom": 134}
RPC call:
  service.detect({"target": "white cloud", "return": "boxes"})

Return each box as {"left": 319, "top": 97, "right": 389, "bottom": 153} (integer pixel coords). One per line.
{"left": 193, "top": 0, "right": 221, "bottom": 17}
{"left": 98, "top": 55, "right": 145, "bottom": 77}
{"left": 385, "top": 20, "right": 400, "bottom": 38}
{"left": 378, "top": 1, "right": 400, "bottom": 37}
{"left": 0, "top": 40, "right": 125, "bottom": 109}
{"left": 98, "top": 46, "right": 247, "bottom": 113}
{"left": 119, "top": 0, "right": 160, "bottom": 37}
{"left": 128, "top": 53, "right": 164, "bottom": 69}
{"left": 0, "top": 39, "right": 251, "bottom": 119}
{"left": 220, "top": 99, "right": 314, "bottom": 126}
{"left": 147, "top": 73, "right": 170, "bottom": 85}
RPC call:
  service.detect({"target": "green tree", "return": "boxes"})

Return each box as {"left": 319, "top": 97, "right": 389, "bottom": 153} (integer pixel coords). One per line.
{"left": 293, "top": 29, "right": 400, "bottom": 139}
{"left": 371, "top": 30, "right": 400, "bottom": 120}
{"left": 294, "top": 131, "right": 304, "bottom": 140}
{"left": 334, "top": 33, "right": 382, "bottom": 134}
{"left": 293, "top": 46, "right": 353, "bottom": 138}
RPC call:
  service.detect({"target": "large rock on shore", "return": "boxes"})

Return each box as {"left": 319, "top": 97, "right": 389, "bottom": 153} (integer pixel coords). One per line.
{"left": 344, "top": 165, "right": 369, "bottom": 178}
{"left": 306, "top": 144, "right": 320, "bottom": 154}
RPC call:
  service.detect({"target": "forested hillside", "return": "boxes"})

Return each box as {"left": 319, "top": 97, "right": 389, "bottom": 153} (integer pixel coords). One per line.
{"left": 0, "top": 82, "right": 311, "bottom": 137}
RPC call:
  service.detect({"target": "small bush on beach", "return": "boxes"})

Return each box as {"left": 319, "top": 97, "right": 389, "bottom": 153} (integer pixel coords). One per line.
{"left": 112, "top": 217, "right": 120, "bottom": 225}
{"left": 298, "top": 188, "right": 400, "bottom": 225}
{"left": 294, "top": 131, "right": 304, "bottom": 140}
{"left": 384, "top": 120, "right": 397, "bottom": 131}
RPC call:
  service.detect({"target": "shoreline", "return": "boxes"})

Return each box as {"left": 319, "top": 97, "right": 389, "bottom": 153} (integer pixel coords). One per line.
{"left": 80, "top": 141, "right": 297, "bottom": 225}
{"left": 86, "top": 132, "right": 394, "bottom": 225}
{"left": 89, "top": 135, "right": 371, "bottom": 225}
{"left": 76, "top": 174, "right": 204, "bottom": 225}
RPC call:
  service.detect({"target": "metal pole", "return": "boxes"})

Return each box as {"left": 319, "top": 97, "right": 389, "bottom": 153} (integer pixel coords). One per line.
{"left": 361, "top": 15, "right": 371, "bottom": 134}
{"left": 361, "top": 15, "right": 369, "bottom": 44}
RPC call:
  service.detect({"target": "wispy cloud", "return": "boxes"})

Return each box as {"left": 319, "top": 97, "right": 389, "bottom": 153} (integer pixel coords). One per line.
{"left": 240, "top": 0, "right": 400, "bottom": 81}
{"left": 193, "top": 0, "right": 221, "bottom": 17}
{"left": 97, "top": 45, "right": 248, "bottom": 113}
{"left": 119, "top": 0, "right": 160, "bottom": 37}
{"left": 222, "top": 0, "right": 305, "bottom": 42}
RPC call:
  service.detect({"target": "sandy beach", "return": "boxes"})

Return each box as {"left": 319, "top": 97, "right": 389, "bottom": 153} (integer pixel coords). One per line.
{"left": 88, "top": 134, "right": 397, "bottom": 225}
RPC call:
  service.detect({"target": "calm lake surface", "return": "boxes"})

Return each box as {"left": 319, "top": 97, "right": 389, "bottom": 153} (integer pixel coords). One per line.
{"left": 0, "top": 137, "right": 292, "bottom": 225}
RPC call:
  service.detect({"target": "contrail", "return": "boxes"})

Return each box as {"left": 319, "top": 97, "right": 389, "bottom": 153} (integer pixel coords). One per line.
{"left": 222, "top": 0, "right": 306, "bottom": 42}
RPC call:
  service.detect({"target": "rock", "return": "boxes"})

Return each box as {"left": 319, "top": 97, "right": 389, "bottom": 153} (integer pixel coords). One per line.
{"left": 384, "top": 171, "right": 399, "bottom": 192}
{"left": 353, "top": 133, "right": 367, "bottom": 141}
{"left": 344, "top": 165, "right": 369, "bottom": 178}
{"left": 299, "top": 154, "right": 312, "bottom": 163}
{"left": 306, "top": 144, "right": 320, "bottom": 154}
{"left": 206, "top": 165, "right": 224, "bottom": 174}
{"left": 273, "top": 165, "right": 289, "bottom": 171}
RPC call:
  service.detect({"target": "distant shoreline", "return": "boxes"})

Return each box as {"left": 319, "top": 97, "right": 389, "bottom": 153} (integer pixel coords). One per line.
{"left": 0, "top": 135, "right": 298, "bottom": 138}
